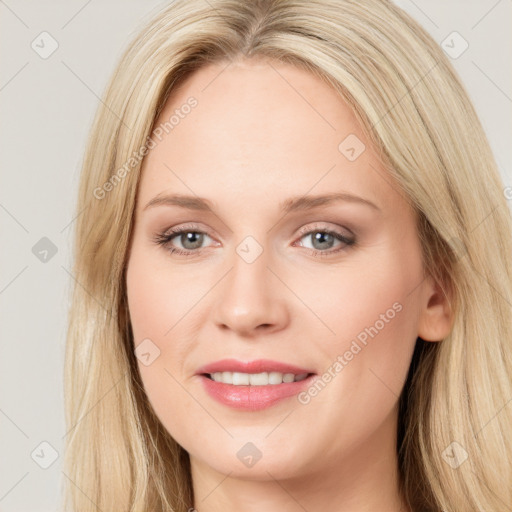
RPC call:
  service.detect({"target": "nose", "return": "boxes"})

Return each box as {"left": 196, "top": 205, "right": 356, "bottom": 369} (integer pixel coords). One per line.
{"left": 213, "top": 247, "right": 290, "bottom": 337}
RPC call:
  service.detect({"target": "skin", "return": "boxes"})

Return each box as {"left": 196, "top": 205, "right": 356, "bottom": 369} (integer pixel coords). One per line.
{"left": 125, "top": 56, "right": 453, "bottom": 512}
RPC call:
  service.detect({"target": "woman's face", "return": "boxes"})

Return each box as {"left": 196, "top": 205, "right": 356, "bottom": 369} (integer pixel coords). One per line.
{"left": 126, "top": 57, "right": 445, "bottom": 481}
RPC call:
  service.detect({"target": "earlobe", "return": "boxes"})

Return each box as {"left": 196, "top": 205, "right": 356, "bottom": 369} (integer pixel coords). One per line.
{"left": 417, "top": 275, "right": 455, "bottom": 342}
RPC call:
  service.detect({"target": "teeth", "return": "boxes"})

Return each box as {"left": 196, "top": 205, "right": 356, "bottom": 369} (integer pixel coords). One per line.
{"left": 209, "top": 371, "right": 309, "bottom": 385}
{"left": 232, "top": 372, "right": 249, "bottom": 385}
{"left": 221, "top": 371, "right": 232, "bottom": 384}
{"left": 249, "top": 372, "right": 268, "bottom": 385}
{"left": 268, "top": 371, "right": 283, "bottom": 384}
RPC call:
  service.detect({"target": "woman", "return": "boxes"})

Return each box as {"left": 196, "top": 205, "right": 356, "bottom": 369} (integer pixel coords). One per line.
{"left": 62, "top": 1, "right": 512, "bottom": 511}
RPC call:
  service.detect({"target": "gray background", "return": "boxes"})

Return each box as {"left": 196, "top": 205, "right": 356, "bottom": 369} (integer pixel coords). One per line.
{"left": 0, "top": 1, "right": 510, "bottom": 510}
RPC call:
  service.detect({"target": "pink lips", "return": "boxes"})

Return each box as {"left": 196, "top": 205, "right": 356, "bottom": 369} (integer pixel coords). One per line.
{"left": 196, "top": 358, "right": 315, "bottom": 411}
{"left": 196, "top": 358, "right": 313, "bottom": 375}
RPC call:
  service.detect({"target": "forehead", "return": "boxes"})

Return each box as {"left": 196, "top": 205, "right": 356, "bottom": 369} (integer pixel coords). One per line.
{"left": 137, "top": 58, "right": 404, "bottom": 216}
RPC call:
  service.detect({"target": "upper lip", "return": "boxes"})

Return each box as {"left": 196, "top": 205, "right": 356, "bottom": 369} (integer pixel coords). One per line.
{"left": 196, "top": 358, "right": 315, "bottom": 375}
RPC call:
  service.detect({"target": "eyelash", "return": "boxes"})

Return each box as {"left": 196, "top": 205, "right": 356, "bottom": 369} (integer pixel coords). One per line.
{"left": 153, "top": 222, "right": 356, "bottom": 258}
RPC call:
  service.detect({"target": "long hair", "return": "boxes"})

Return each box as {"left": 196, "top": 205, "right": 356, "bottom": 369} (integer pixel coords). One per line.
{"left": 62, "top": 1, "right": 512, "bottom": 510}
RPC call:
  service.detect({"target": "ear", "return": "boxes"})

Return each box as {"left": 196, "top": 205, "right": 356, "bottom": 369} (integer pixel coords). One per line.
{"left": 417, "top": 273, "right": 455, "bottom": 342}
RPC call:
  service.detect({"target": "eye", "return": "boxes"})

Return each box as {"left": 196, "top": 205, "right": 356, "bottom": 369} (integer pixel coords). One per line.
{"left": 153, "top": 223, "right": 356, "bottom": 257}
{"left": 294, "top": 223, "right": 356, "bottom": 256}
{"left": 153, "top": 224, "right": 216, "bottom": 256}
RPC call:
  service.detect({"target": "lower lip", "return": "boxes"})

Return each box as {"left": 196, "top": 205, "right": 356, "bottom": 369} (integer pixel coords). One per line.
{"left": 199, "top": 374, "right": 315, "bottom": 411}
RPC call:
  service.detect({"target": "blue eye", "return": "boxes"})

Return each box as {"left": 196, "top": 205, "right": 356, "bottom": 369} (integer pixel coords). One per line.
{"left": 153, "top": 228, "right": 213, "bottom": 256}
{"left": 153, "top": 224, "right": 356, "bottom": 257}
{"left": 296, "top": 229, "right": 355, "bottom": 255}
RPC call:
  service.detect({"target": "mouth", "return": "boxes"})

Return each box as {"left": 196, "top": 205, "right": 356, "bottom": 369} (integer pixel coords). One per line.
{"left": 196, "top": 359, "right": 316, "bottom": 411}
{"left": 203, "top": 371, "right": 312, "bottom": 385}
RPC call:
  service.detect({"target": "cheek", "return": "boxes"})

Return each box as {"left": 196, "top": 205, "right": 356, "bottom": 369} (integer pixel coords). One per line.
{"left": 289, "top": 258, "right": 420, "bottom": 461}
{"left": 290, "top": 251, "right": 420, "bottom": 352}
{"left": 126, "top": 245, "right": 204, "bottom": 343}
{"left": 125, "top": 246, "right": 213, "bottom": 424}
{"left": 299, "top": 246, "right": 422, "bottom": 404}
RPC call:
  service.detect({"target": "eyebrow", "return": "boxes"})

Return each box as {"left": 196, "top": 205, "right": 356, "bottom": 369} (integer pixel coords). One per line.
{"left": 143, "top": 192, "right": 381, "bottom": 214}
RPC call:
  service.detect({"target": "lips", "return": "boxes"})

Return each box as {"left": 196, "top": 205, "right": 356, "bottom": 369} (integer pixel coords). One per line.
{"left": 196, "top": 358, "right": 316, "bottom": 411}
{"left": 197, "top": 358, "right": 313, "bottom": 374}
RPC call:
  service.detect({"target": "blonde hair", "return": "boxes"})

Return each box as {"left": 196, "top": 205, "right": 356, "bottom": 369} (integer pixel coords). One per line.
{"left": 62, "top": 1, "right": 512, "bottom": 510}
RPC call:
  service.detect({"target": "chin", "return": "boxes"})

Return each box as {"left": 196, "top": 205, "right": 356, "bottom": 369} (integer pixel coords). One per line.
{"left": 187, "top": 435, "right": 314, "bottom": 481}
